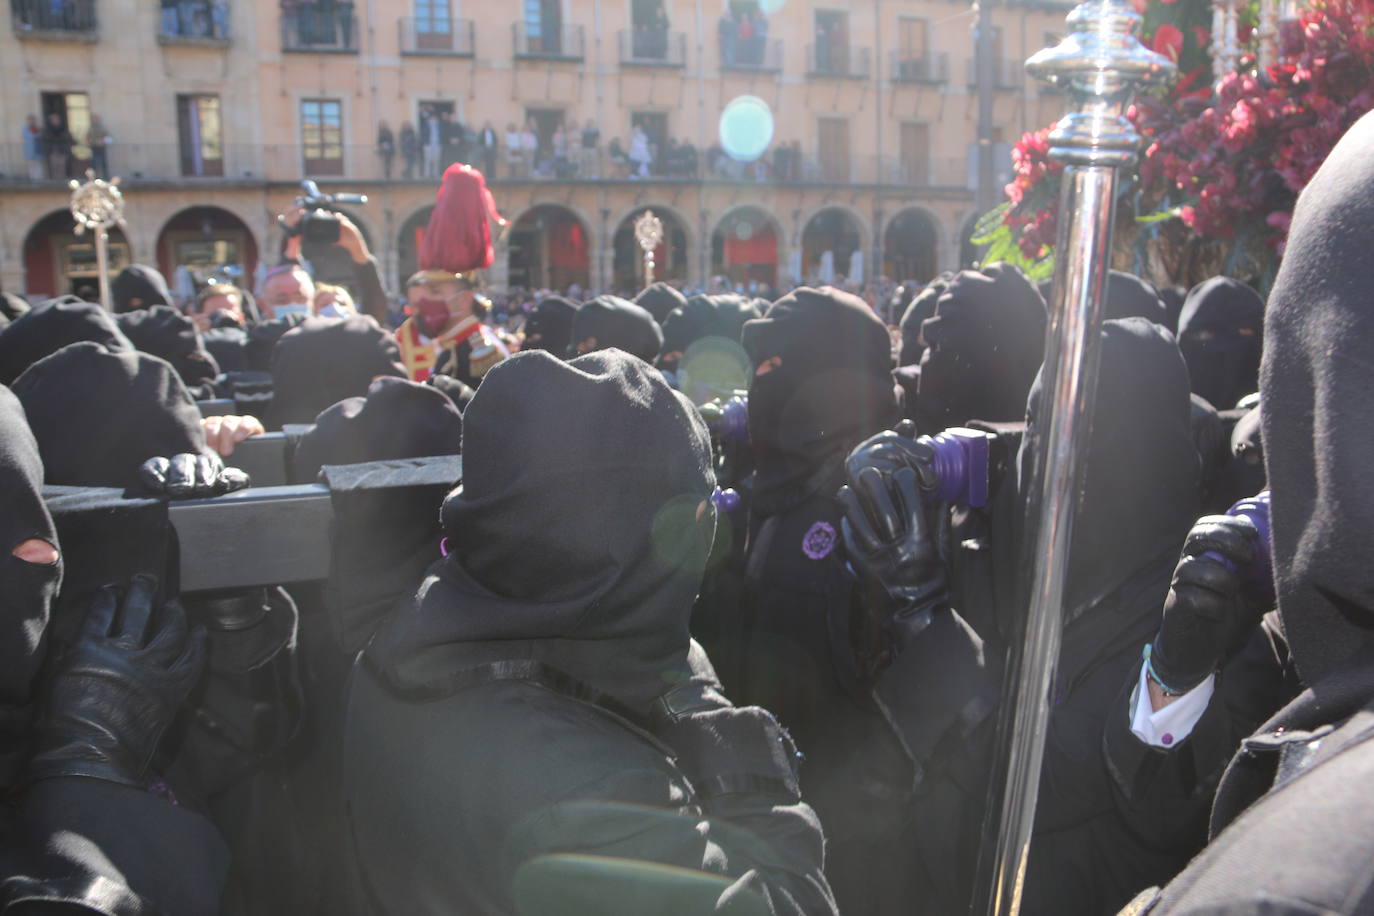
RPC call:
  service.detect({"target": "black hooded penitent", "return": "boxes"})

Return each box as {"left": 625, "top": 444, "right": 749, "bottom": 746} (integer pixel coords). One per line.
{"left": 0, "top": 384, "right": 60, "bottom": 785}
{"left": 116, "top": 305, "right": 220, "bottom": 386}
{"left": 521, "top": 296, "right": 579, "bottom": 357}
{"left": 269, "top": 314, "right": 407, "bottom": 427}
{"left": 742, "top": 285, "right": 897, "bottom": 513}
{"left": 1177, "top": 276, "right": 1264, "bottom": 411}
{"left": 293, "top": 376, "right": 463, "bottom": 482}
{"left": 633, "top": 282, "right": 688, "bottom": 326}
{"left": 12, "top": 342, "right": 205, "bottom": 489}
{"left": 569, "top": 296, "right": 664, "bottom": 364}
{"left": 0, "top": 297, "right": 134, "bottom": 386}
{"left": 366, "top": 348, "right": 715, "bottom": 714}
{"left": 898, "top": 273, "right": 951, "bottom": 368}
{"left": 111, "top": 264, "right": 173, "bottom": 313}
{"left": 916, "top": 263, "right": 1046, "bottom": 432}
{"left": 1261, "top": 111, "right": 1374, "bottom": 686}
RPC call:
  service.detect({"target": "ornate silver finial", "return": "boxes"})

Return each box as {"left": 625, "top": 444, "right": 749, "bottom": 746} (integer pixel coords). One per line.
{"left": 634, "top": 210, "right": 664, "bottom": 286}
{"left": 68, "top": 170, "right": 127, "bottom": 311}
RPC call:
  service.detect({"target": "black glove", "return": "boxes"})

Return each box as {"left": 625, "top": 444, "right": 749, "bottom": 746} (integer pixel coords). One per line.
{"left": 1150, "top": 514, "right": 1263, "bottom": 693}
{"left": 845, "top": 419, "right": 938, "bottom": 486}
{"left": 839, "top": 465, "right": 949, "bottom": 677}
{"left": 26, "top": 574, "right": 206, "bottom": 788}
{"left": 139, "top": 452, "right": 250, "bottom": 499}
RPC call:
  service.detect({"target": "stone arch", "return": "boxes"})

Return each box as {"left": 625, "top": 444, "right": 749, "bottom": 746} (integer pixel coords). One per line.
{"left": 154, "top": 205, "right": 260, "bottom": 293}
{"left": 22, "top": 209, "right": 133, "bottom": 300}
{"left": 506, "top": 203, "right": 593, "bottom": 292}
{"left": 709, "top": 205, "right": 782, "bottom": 291}
{"left": 799, "top": 205, "right": 869, "bottom": 283}
{"left": 881, "top": 206, "right": 942, "bottom": 284}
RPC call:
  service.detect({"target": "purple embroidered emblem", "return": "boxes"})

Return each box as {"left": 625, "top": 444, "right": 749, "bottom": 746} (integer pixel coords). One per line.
{"left": 802, "top": 521, "right": 837, "bottom": 560}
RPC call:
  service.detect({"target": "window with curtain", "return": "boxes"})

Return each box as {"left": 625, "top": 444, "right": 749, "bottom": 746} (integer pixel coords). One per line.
{"left": 301, "top": 99, "right": 344, "bottom": 176}
{"left": 177, "top": 94, "right": 224, "bottom": 177}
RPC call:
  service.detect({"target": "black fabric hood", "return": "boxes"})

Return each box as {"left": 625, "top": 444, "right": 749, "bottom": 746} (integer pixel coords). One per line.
{"left": 1177, "top": 276, "right": 1264, "bottom": 411}
{"left": 1105, "top": 270, "right": 1168, "bottom": 324}
{"left": 571, "top": 296, "right": 664, "bottom": 363}
{"left": 201, "top": 326, "right": 248, "bottom": 373}
{"left": 1020, "top": 317, "right": 1199, "bottom": 621}
{"left": 270, "top": 314, "right": 407, "bottom": 427}
{"left": 293, "top": 376, "right": 463, "bottom": 481}
{"left": 0, "top": 384, "right": 59, "bottom": 761}
{"left": 111, "top": 264, "right": 172, "bottom": 313}
{"left": 633, "top": 282, "right": 688, "bottom": 325}
{"left": 365, "top": 349, "right": 715, "bottom": 713}
{"left": 1, "top": 293, "right": 30, "bottom": 323}
{"left": 244, "top": 313, "right": 307, "bottom": 373}
{"left": 898, "top": 273, "right": 951, "bottom": 368}
{"left": 1261, "top": 111, "right": 1374, "bottom": 686}
{"left": 0, "top": 297, "right": 134, "bottom": 386}
{"left": 12, "top": 342, "right": 205, "bottom": 489}
{"left": 916, "top": 263, "right": 1047, "bottom": 432}
{"left": 742, "top": 286, "right": 897, "bottom": 512}
{"left": 661, "top": 294, "right": 762, "bottom": 359}
{"left": 521, "top": 296, "right": 579, "bottom": 357}
{"left": 116, "top": 305, "right": 220, "bottom": 386}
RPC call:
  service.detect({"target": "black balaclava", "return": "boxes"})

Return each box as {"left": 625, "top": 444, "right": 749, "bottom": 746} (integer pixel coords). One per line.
{"left": 366, "top": 349, "right": 715, "bottom": 714}
{"left": 269, "top": 314, "right": 407, "bottom": 427}
{"left": 916, "top": 262, "right": 1047, "bottom": 431}
{"left": 0, "top": 297, "right": 134, "bottom": 385}
{"left": 202, "top": 326, "right": 248, "bottom": 374}
{"left": 13, "top": 342, "right": 205, "bottom": 489}
{"left": 111, "top": 264, "right": 173, "bottom": 313}
{"left": 116, "top": 305, "right": 220, "bottom": 386}
{"left": 742, "top": 286, "right": 898, "bottom": 513}
{"left": 1177, "top": 276, "right": 1265, "bottom": 411}
{"left": 0, "top": 384, "right": 60, "bottom": 783}
{"left": 1260, "top": 110, "right": 1374, "bottom": 686}
{"left": 634, "top": 282, "right": 688, "bottom": 326}
{"left": 293, "top": 376, "right": 463, "bottom": 481}
{"left": 1105, "top": 270, "right": 1168, "bottom": 324}
{"left": 898, "top": 272, "right": 951, "bottom": 368}
{"left": 244, "top": 313, "right": 308, "bottom": 373}
{"left": 1019, "top": 317, "right": 1198, "bottom": 628}
{"left": 521, "top": 296, "right": 579, "bottom": 357}
{"left": 570, "top": 295, "right": 664, "bottom": 364}
{"left": 1159, "top": 285, "right": 1187, "bottom": 333}
{"left": 1, "top": 292, "right": 30, "bottom": 323}
{"left": 659, "top": 294, "right": 762, "bottom": 369}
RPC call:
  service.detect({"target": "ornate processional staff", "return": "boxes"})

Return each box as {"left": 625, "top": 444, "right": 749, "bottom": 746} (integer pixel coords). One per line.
{"left": 69, "top": 170, "right": 127, "bottom": 312}
{"left": 634, "top": 209, "right": 664, "bottom": 286}
{"left": 973, "top": 4, "right": 1174, "bottom": 915}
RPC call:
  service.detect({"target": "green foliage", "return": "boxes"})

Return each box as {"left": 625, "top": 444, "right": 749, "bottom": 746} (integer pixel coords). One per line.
{"left": 969, "top": 203, "right": 1056, "bottom": 282}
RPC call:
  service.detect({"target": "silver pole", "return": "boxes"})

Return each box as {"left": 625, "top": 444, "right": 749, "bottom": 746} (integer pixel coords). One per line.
{"left": 95, "top": 228, "right": 112, "bottom": 311}
{"left": 68, "top": 170, "right": 126, "bottom": 312}
{"left": 977, "top": 4, "right": 1172, "bottom": 914}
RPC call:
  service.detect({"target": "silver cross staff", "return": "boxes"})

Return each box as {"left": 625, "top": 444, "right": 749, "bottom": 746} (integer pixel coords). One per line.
{"left": 634, "top": 209, "right": 664, "bottom": 286}
{"left": 69, "top": 170, "right": 127, "bottom": 312}
{"left": 972, "top": 3, "right": 1173, "bottom": 914}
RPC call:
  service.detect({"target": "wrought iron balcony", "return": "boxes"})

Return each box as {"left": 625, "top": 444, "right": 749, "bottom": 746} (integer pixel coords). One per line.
{"left": 512, "top": 22, "right": 584, "bottom": 61}
{"left": 618, "top": 28, "right": 686, "bottom": 67}
{"left": 806, "top": 43, "right": 872, "bottom": 79}
{"left": 282, "top": 4, "right": 358, "bottom": 53}
{"left": 399, "top": 17, "right": 473, "bottom": 56}
{"left": 12, "top": 0, "right": 96, "bottom": 39}
{"left": 156, "top": 0, "right": 230, "bottom": 44}
{"left": 891, "top": 51, "right": 949, "bottom": 84}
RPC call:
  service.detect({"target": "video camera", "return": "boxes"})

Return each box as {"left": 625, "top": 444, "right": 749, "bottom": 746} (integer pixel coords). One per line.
{"left": 281, "top": 180, "right": 369, "bottom": 244}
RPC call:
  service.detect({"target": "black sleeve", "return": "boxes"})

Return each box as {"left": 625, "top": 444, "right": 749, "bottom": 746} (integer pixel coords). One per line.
{"left": 350, "top": 256, "right": 388, "bottom": 325}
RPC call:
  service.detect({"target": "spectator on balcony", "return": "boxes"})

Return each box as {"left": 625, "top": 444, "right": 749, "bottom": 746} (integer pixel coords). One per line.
{"left": 440, "top": 111, "right": 462, "bottom": 171}
{"left": 211, "top": 0, "right": 228, "bottom": 37}
{"left": 21, "top": 115, "right": 44, "bottom": 181}
{"left": 376, "top": 121, "right": 395, "bottom": 180}
{"left": 336, "top": 0, "right": 354, "bottom": 48}
{"left": 399, "top": 121, "right": 418, "bottom": 180}
{"left": 478, "top": 121, "right": 498, "bottom": 179}
{"left": 519, "top": 119, "right": 538, "bottom": 173}
{"left": 420, "top": 107, "right": 441, "bottom": 179}
{"left": 551, "top": 124, "right": 570, "bottom": 178}
{"left": 504, "top": 122, "right": 522, "bottom": 177}
{"left": 42, "top": 113, "right": 71, "bottom": 180}
{"left": 607, "top": 137, "right": 630, "bottom": 178}
{"left": 580, "top": 118, "right": 599, "bottom": 177}
{"left": 628, "top": 124, "right": 651, "bottom": 179}
{"left": 718, "top": 9, "right": 737, "bottom": 66}
{"left": 86, "top": 114, "right": 111, "bottom": 179}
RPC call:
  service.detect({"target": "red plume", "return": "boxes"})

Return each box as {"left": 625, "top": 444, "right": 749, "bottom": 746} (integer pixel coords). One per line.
{"left": 419, "top": 163, "right": 507, "bottom": 274}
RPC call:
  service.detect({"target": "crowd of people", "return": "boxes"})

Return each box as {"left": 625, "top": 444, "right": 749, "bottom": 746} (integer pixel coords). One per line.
{"left": 0, "top": 110, "right": 1372, "bottom": 915}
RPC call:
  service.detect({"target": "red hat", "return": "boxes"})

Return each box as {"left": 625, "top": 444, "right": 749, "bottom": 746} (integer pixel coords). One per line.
{"left": 419, "top": 164, "right": 507, "bottom": 275}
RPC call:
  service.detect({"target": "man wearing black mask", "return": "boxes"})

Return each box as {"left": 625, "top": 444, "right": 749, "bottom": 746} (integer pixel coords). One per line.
{"left": 568, "top": 295, "right": 663, "bottom": 363}
{"left": 340, "top": 350, "right": 835, "bottom": 914}
{"left": 518, "top": 294, "right": 579, "bottom": 356}
{"left": 1175, "top": 276, "right": 1264, "bottom": 411}
{"left": 0, "top": 297, "right": 134, "bottom": 386}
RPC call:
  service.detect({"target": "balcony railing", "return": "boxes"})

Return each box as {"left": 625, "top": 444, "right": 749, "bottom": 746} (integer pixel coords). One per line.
{"left": 720, "top": 36, "right": 781, "bottom": 72}
{"left": 0, "top": 142, "right": 974, "bottom": 191}
{"left": 157, "top": 0, "right": 230, "bottom": 44}
{"left": 891, "top": 51, "right": 949, "bottom": 84}
{"left": 282, "top": 5, "right": 358, "bottom": 53}
{"left": 806, "top": 44, "right": 872, "bottom": 79}
{"left": 12, "top": 0, "right": 96, "bottom": 37}
{"left": 399, "top": 17, "right": 473, "bottom": 56}
{"left": 512, "top": 22, "right": 584, "bottom": 61}
{"left": 965, "top": 57, "right": 1026, "bottom": 89}
{"left": 618, "top": 28, "right": 686, "bottom": 67}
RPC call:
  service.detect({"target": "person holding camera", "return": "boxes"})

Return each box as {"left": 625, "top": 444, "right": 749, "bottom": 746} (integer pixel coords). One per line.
{"left": 270, "top": 205, "right": 387, "bottom": 323}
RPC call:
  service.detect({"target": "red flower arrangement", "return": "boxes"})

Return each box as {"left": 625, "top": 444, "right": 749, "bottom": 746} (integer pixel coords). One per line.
{"left": 982, "top": 0, "right": 1374, "bottom": 282}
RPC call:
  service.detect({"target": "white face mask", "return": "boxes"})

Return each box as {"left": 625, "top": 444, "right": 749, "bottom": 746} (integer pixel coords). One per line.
{"left": 315, "top": 302, "right": 349, "bottom": 319}
{"left": 272, "top": 303, "right": 310, "bottom": 320}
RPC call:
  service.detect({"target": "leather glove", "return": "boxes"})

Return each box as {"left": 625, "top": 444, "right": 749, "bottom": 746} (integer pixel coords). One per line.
{"left": 1150, "top": 514, "right": 1263, "bottom": 694}
{"left": 845, "top": 419, "right": 938, "bottom": 487}
{"left": 26, "top": 574, "right": 206, "bottom": 788}
{"left": 839, "top": 465, "right": 949, "bottom": 677}
{"left": 139, "top": 452, "right": 250, "bottom": 499}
